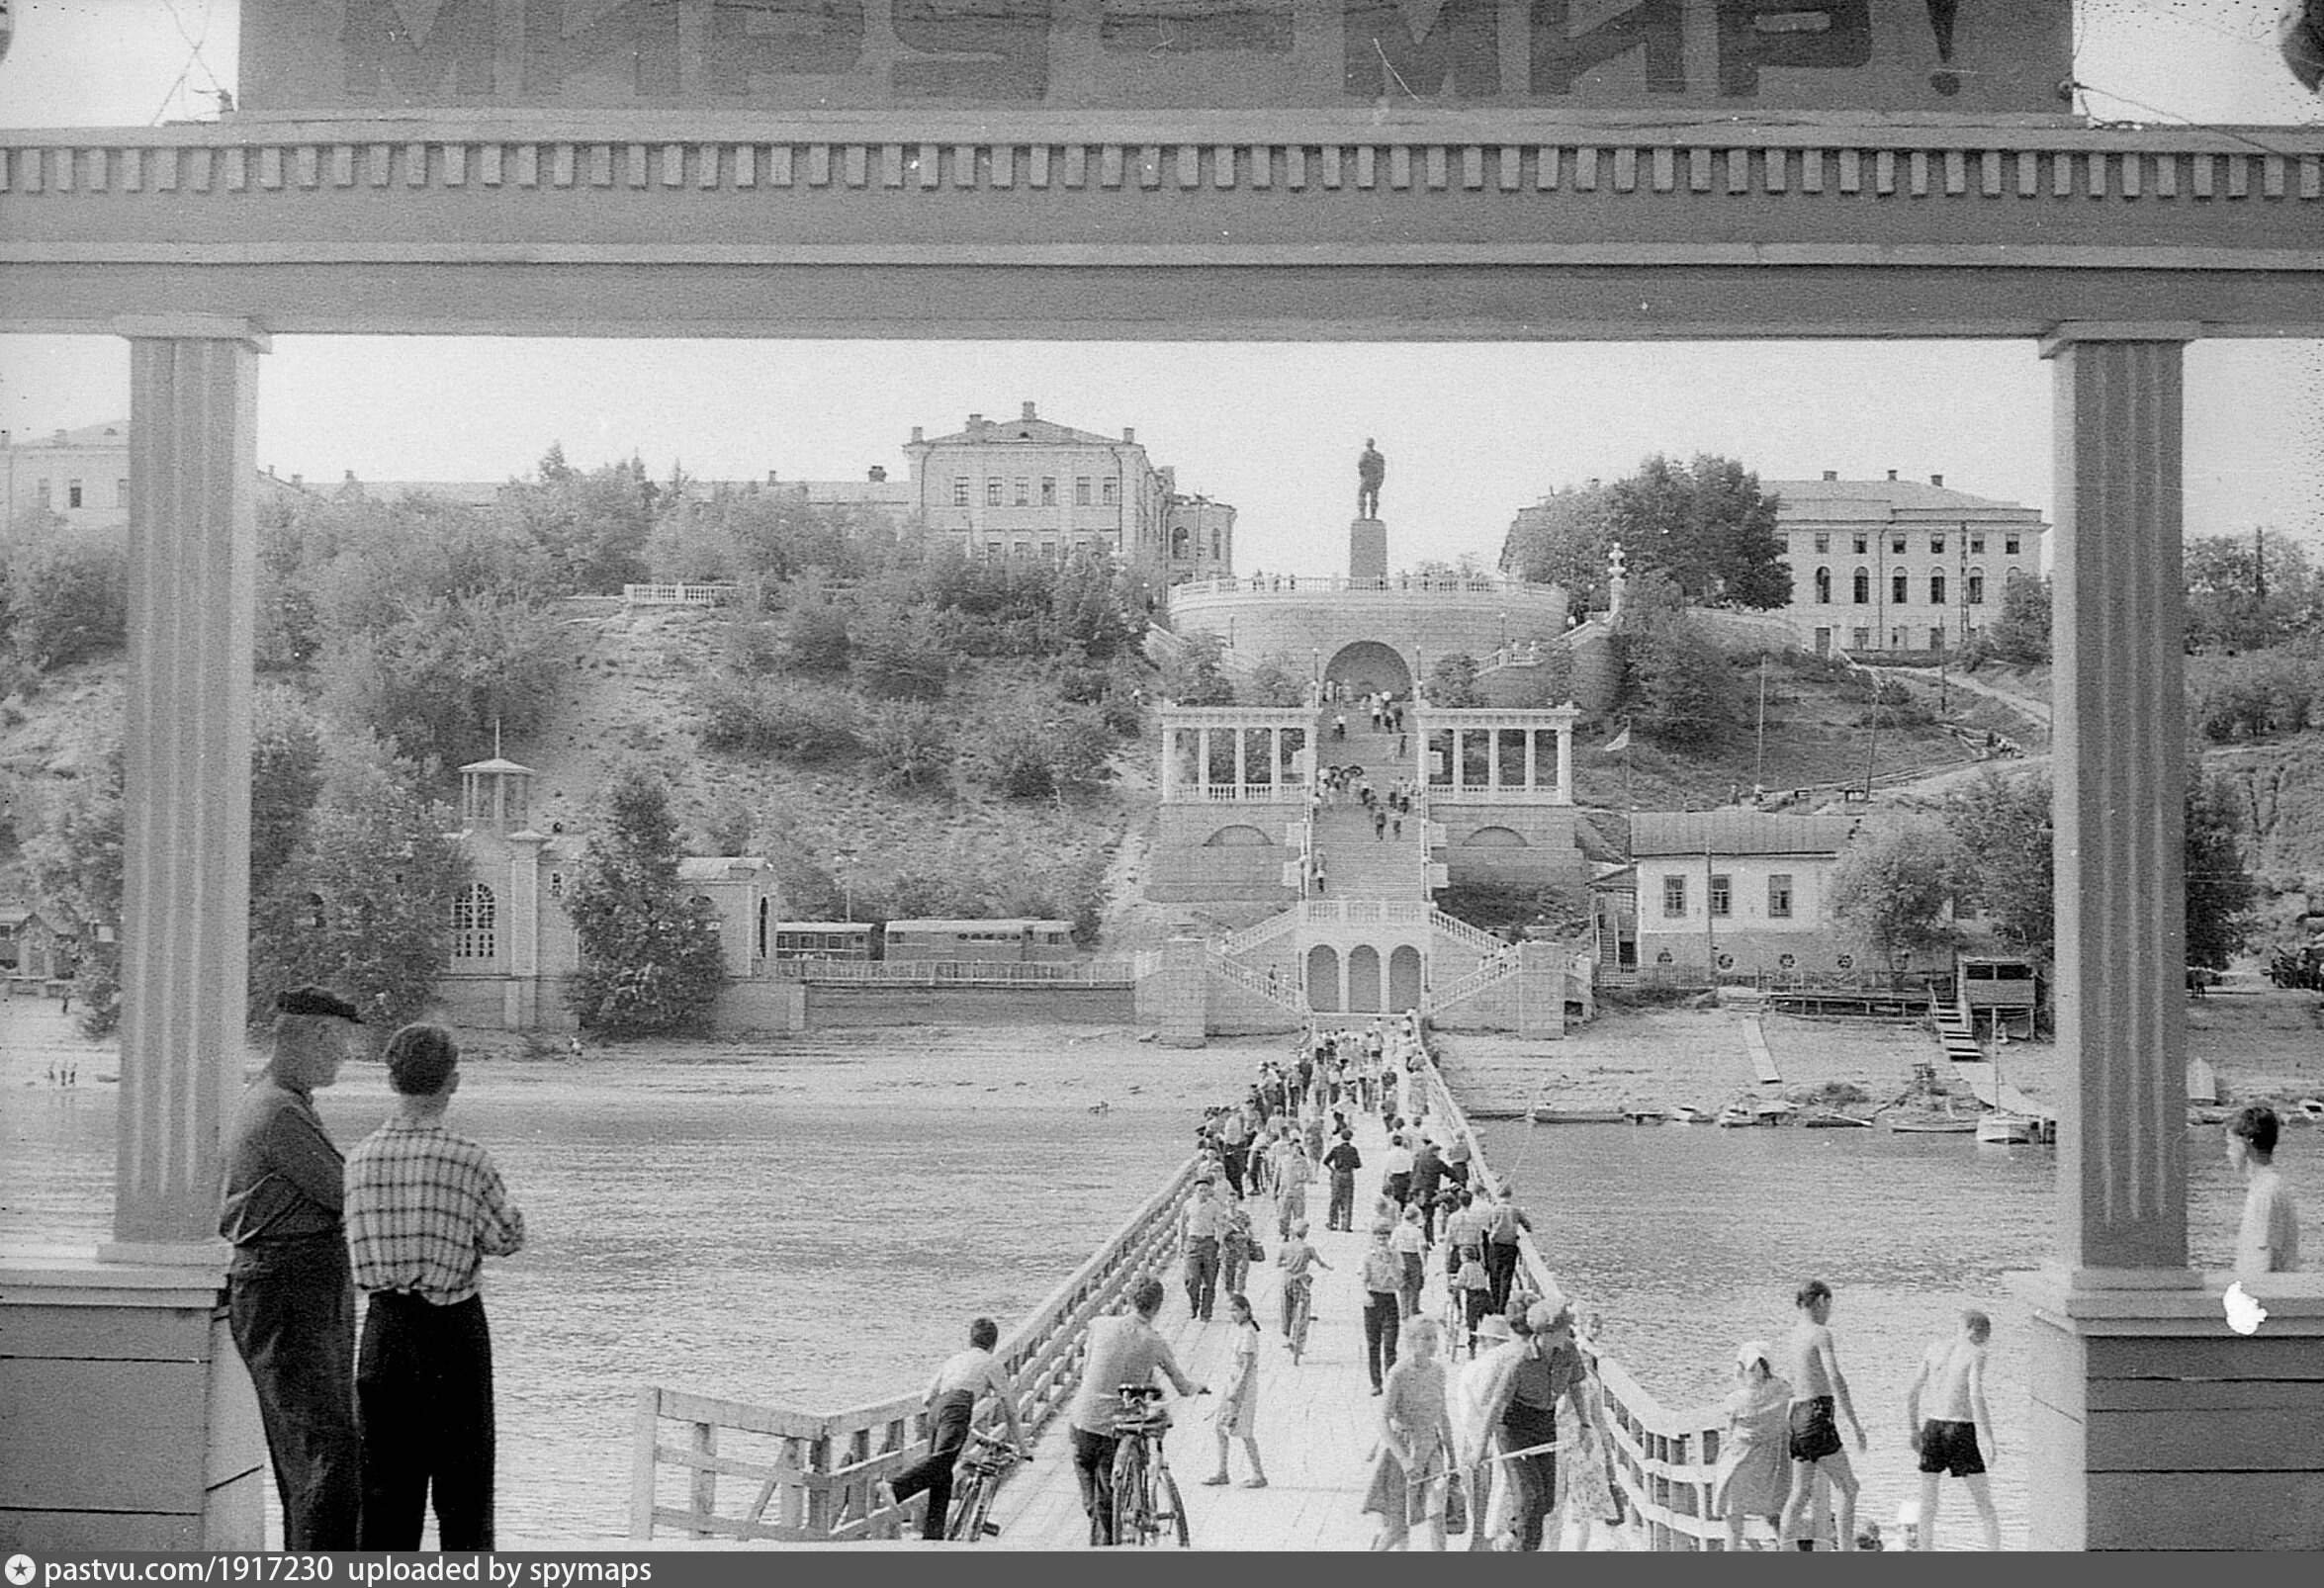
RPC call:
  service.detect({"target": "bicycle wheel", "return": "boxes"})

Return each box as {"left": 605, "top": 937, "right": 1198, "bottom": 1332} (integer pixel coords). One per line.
{"left": 961, "top": 1477, "right": 999, "bottom": 1543}
{"left": 1156, "top": 1468, "right": 1192, "bottom": 1548}
{"left": 942, "top": 1470, "right": 984, "bottom": 1542}
{"left": 1112, "top": 1443, "right": 1150, "bottom": 1546}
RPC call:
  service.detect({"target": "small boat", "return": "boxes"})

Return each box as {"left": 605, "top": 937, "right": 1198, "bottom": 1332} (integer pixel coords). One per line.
{"left": 2298, "top": 1099, "right": 2324, "bottom": 1124}
{"left": 1530, "top": 1105, "right": 1629, "bottom": 1125}
{"left": 1622, "top": 1106, "right": 1666, "bottom": 1125}
{"left": 1800, "top": 1108, "right": 1874, "bottom": 1129}
{"left": 1977, "top": 1112, "right": 2034, "bottom": 1145}
{"left": 1889, "top": 1116, "right": 1977, "bottom": 1134}
{"left": 1715, "top": 1103, "right": 1755, "bottom": 1128}
{"left": 1666, "top": 1104, "right": 1713, "bottom": 1124}
{"left": 1753, "top": 1101, "right": 1800, "bottom": 1126}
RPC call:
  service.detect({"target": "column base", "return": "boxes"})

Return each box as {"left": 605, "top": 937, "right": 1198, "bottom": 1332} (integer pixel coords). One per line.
{"left": 0, "top": 1246, "right": 266, "bottom": 1551}
{"left": 2007, "top": 1267, "right": 2324, "bottom": 1550}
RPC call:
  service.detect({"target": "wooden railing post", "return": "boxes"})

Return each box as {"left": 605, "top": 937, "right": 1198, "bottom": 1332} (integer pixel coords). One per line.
{"left": 629, "top": 1387, "right": 661, "bottom": 1541}
{"left": 689, "top": 1421, "right": 717, "bottom": 1539}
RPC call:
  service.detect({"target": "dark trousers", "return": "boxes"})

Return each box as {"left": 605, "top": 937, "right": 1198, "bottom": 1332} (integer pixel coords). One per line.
{"left": 355, "top": 1290, "right": 495, "bottom": 1551}
{"left": 1505, "top": 1445, "right": 1560, "bottom": 1550}
{"left": 1327, "top": 1170, "right": 1356, "bottom": 1230}
{"left": 1386, "top": 1172, "right": 1411, "bottom": 1207}
{"left": 1363, "top": 1291, "right": 1401, "bottom": 1390}
{"left": 226, "top": 1238, "right": 362, "bottom": 1551}
{"left": 1185, "top": 1235, "right": 1220, "bottom": 1321}
{"left": 890, "top": 1391, "right": 974, "bottom": 1540}
{"left": 1220, "top": 1145, "right": 1247, "bottom": 1197}
{"left": 1070, "top": 1428, "right": 1120, "bottom": 1545}
{"left": 1486, "top": 1242, "right": 1521, "bottom": 1312}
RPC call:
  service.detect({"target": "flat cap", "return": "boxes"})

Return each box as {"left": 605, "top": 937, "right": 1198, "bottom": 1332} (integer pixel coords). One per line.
{"left": 276, "top": 984, "right": 364, "bottom": 1022}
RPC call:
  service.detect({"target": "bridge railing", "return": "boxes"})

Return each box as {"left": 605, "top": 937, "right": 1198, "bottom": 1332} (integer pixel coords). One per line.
{"left": 1414, "top": 1040, "right": 1735, "bottom": 1549}
{"left": 631, "top": 1160, "right": 1199, "bottom": 1542}
{"left": 768, "top": 959, "right": 1135, "bottom": 987}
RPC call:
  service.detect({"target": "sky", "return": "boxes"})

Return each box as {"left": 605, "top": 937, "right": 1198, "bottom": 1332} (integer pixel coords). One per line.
{"left": 1, "top": 1, "right": 2319, "bottom": 575}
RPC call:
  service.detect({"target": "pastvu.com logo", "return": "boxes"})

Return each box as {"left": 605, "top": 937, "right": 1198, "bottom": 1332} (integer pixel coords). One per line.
{"left": 6, "top": 1552, "right": 38, "bottom": 1586}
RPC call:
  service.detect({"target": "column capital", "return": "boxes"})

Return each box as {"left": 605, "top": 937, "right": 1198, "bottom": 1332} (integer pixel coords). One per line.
{"left": 2038, "top": 320, "right": 2203, "bottom": 358}
{"left": 113, "top": 314, "right": 272, "bottom": 352}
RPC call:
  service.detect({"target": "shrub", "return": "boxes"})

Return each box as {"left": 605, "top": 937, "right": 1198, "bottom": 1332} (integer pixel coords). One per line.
{"left": 784, "top": 604, "right": 852, "bottom": 675}
{"left": 7, "top": 526, "right": 129, "bottom": 670}
{"left": 694, "top": 677, "right": 859, "bottom": 762}
{"left": 861, "top": 700, "right": 950, "bottom": 791}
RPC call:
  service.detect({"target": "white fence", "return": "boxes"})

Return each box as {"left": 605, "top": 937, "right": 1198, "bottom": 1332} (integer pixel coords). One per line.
{"left": 623, "top": 582, "right": 742, "bottom": 606}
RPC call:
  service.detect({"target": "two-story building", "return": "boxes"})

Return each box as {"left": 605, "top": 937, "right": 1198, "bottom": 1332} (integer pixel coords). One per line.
{"left": 1621, "top": 811, "right": 1864, "bottom": 978}
{"left": 2, "top": 422, "right": 131, "bottom": 532}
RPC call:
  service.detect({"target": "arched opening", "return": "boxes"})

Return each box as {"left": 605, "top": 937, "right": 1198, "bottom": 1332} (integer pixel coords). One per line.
{"left": 1462, "top": 827, "right": 1528, "bottom": 847}
{"left": 1305, "top": 944, "right": 1340, "bottom": 1012}
{"left": 1347, "top": 944, "right": 1383, "bottom": 1013}
{"left": 452, "top": 883, "right": 496, "bottom": 961}
{"left": 1387, "top": 944, "right": 1424, "bottom": 1012}
{"left": 1204, "top": 825, "right": 1273, "bottom": 846}
{"left": 1814, "top": 567, "right": 1832, "bottom": 603}
{"left": 1323, "top": 640, "right": 1412, "bottom": 699}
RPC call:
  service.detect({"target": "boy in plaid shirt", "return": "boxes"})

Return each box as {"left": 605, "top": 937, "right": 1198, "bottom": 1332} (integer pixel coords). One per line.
{"left": 345, "top": 1023, "right": 526, "bottom": 1550}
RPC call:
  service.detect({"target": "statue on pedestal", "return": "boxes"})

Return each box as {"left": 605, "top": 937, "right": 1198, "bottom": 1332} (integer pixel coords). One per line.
{"left": 1357, "top": 439, "right": 1385, "bottom": 519}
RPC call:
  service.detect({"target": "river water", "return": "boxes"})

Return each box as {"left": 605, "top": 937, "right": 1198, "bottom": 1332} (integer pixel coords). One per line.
{"left": 5, "top": 1015, "right": 2312, "bottom": 1549}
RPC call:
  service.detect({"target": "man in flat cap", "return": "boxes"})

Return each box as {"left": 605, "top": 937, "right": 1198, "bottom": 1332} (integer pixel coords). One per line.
{"left": 220, "top": 985, "right": 367, "bottom": 1549}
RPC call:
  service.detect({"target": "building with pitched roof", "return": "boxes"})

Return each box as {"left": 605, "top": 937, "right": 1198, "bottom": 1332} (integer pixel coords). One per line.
{"left": 2, "top": 421, "right": 131, "bottom": 532}
{"left": 1618, "top": 810, "right": 1867, "bottom": 979}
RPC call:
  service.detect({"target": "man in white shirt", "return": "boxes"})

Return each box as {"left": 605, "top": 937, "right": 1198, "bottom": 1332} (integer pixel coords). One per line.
{"left": 2228, "top": 1104, "right": 2302, "bottom": 1276}
{"left": 879, "top": 1315, "right": 1028, "bottom": 1540}
{"left": 1066, "top": 1277, "right": 1204, "bottom": 1545}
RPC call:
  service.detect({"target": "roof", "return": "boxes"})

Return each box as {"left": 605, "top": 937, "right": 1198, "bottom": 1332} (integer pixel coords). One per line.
{"left": 1764, "top": 477, "right": 2046, "bottom": 520}
{"left": 916, "top": 415, "right": 1123, "bottom": 449}
{"left": 459, "top": 756, "right": 534, "bottom": 776}
{"left": 886, "top": 918, "right": 1039, "bottom": 932}
{"left": 7, "top": 420, "right": 128, "bottom": 451}
{"left": 1628, "top": 812, "right": 1859, "bottom": 859}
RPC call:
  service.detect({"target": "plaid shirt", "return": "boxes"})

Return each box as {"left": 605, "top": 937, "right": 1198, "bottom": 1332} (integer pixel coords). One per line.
{"left": 344, "top": 1117, "right": 526, "bottom": 1305}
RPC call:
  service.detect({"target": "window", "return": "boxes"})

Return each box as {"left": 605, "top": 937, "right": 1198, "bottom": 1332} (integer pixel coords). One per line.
{"left": 1102, "top": 478, "right": 1118, "bottom": 505}
{"left": 1852, "top": 534, "right": 1868, "bottom": 554}
{"left": 1041, "top": 476, "right": 1056, "bottom": 505}
{"left": 1852, "top": 627, "right": 1870, "bottom": 650}
{"left": 1891, "top": 572, "right": 1909, "bottom": 604}
{"left": 1929, "top": 573, "right": 1946, "bottom": 606}
{"left": 35, "top": 480, "right": 49, "bottom": 508}
{"left": 1813, "top": 533, "right": 1830, "bottom": 554}
{"left": 1930, "top": 534, "right": 1945, "bottom": 555}
{"left": 452, "top": 883, "right": 496, "bottom": 960}
{"left": 1768, "top": 874, "right": 1794, "bottom": 919}
{"left": 548, "top": 870, "right": 565, "bottom": 901}
{"left": 1967, "top": 569, "right": 1986, "bottom": 604}
{"left": 1661, "top": 875, "right": 1687, "bottom": 918}
{"left": 2005, "top": 536, "right": 2020, "bottom": 555}
{"left": 1210, "top": 527, "right": 1221, "bottom": 558}
{"left": 1654, "top": 949, "right": 1674, "bottom": 965}
{"left": 67, "top": 480, "right": 83, "bottom": 508}
{"left": 301, "top": 892, "right": 327, "bottom": 930}
{"left": 984, "top": 541, "right": 1002, "bottom": 562}
{"left": 1814, "top": 568, "right": 1832, "bottom": 604}
{"left": 1970, "top": 534, "right": 1986, "bottom": 553}
{"left": 1929, "top": 627, "right": 1946, "bottom": 650}
{"left": 1890, "top": 535, "right": 1907, "bottom": 555}
{"left": 116, "top": 478, "right": 130, "bottom": 506}
{"left": 952, "top": 478, "right": 969, "bottom": 506}
{"left": 1709, "top": 875, "right": 1732, "bottom": 918}
{"left": 1076, "top": 477, "right": 1092, "bottom": 505}
{"left": 985, "top": 478, "right": 1003, "bottom": 506}
{"left": 1014, "top": 477, "right": 1029, "bottom": 505}
{"left": 1851, "top": 569, "right": 1869, "bottom": 604}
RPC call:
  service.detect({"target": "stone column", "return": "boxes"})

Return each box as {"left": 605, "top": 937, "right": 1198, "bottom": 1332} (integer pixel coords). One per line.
{"left": 1269, "top": 727, "right": 1282, "bottom": 797}
{"left": 2043, "top": 327, "right": 2193, "bottom": 1280}
{"left": 1233, "top": 727, "right": 1247, "bottom": 796}
{"left": 1557, "top": 725, "right": 1574, "bottom": 803}
{"left": 1523, "top": 731, "right": 1538, "bottom": 792}
{"left": 1197, "top": 728, "right": 1211, "bottom": 796}
{"left": 1486, "top": 727, "right": 1501, "bottom": 790}
{"left": 113, "top": 318, "right": 268, "bottom": 1256}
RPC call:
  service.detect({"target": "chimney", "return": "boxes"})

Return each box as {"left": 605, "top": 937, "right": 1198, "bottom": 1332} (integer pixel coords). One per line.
{"left": 291, "top": 474, "right": 303, "bottom": 487}
{"left": 867, "top": 466, "right": 886, "bottom": 483}
{"left": 766, "top": 470, "right": 778, "bottom": 485}
{"left": 1022, "top": 401, "right": 1036, "bottom": 420}
{"left": 967, "top": 412, "right": 983, "bottom": 425}
{"left": 910, "top": 425, "right": 924, "bottom": 444}
{"left": 1823, "top": 470, "right": 1838, "bottom": 482}
{"left": 1886, "top": 469, "right": 1898, "bottom": 481}
{"left": 1122, "top": 427, "right": 1136, "bottom": 444}
{"left": 343, "top": 469, "right": 357, "bottom": 482}
{"left": 1929, "top": 473, "right": 1944, "bottom": 487}
{"left": 1586, "top": 478, "right": 1601, "bottom": 490}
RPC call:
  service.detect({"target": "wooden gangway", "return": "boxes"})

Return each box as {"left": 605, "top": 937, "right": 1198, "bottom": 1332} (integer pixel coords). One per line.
{"left": 1932, "top": 1000, "right": 2057, "bottom": 1137}
{"left": 630, "top": 1039, "right": 1779, "bottom": 1549}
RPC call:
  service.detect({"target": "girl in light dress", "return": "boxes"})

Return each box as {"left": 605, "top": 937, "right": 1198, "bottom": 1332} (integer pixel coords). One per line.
{"left": 1715, "top": 1340, "right": 1796, "bottom": 1550}
{"left": 1203, "top": 1292, "right": 1270, "bottom": 1489}
{"left": 1362, "top": 1316, "right": 1456, "bottom": 1549}
{"left": 1553, "top": 1324, "right": 1626, "bottom": 1550}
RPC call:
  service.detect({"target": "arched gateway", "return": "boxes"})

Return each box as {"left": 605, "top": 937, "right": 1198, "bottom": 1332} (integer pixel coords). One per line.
{"left": 1325, "top": 641, "right": 1410, "bottom": 699}
{"left": 4, "top": 0, "right": 2320, "bottom": 1553}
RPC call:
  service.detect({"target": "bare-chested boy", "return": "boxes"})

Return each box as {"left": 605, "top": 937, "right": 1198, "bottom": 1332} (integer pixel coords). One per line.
{"left": 1777, "top": 1279, "right": 1866, "bottom": 1550}
{"left": 1906, "top": 1309, "right": 2000, "bottom": 1549}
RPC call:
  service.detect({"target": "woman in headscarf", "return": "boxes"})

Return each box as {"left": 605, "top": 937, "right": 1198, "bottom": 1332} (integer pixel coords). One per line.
{"left": 1715, "top": 1340, "right": 1796, "bottom": 1550}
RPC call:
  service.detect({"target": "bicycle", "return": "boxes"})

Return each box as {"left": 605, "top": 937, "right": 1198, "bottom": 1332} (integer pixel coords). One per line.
{"left": 1109, "top": 1383, "right": 1194, "bottom": 1547}
{"left": 942, "top": 1428, "right": 1024, "bottom": 1543}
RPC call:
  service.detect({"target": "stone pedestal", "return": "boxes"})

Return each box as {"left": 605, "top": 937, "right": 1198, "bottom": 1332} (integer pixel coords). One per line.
{"left": 1144, "top": 936, "right": 1208, "bottom": 1048}
{"left": 0, "top": 1251, "right": 265, "bottom": 1549}
{"left": 1513, "top": 941, "right": 1567, "bottom": 1040}
{"left": 2010, "top": 1271, "right": 2324, "bottom": 1550}
{"left": 1349, "top": 517, "right": 1385, "bottom": 582}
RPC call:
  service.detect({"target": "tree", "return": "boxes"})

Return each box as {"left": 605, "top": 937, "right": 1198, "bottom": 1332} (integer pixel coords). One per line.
{"left": 5, "top": 523, "right": 129, "bottom": 670}
{"left": 1605, "top": 454, "right": 1790, "bottom": 609}
{"left": 1239, "top": 653, "right": 1309, "bottom": 707}
{"left": 24, "top": 748, "right": 124, "bottom": 1036}
{"left": 317, "top": 592, "right": 564, "bottom": 769}
{"left": 565, "top": 764, "right": 729, "bottom": 1035}
{"left": 1427, "top": 653, "right": 1482, "bottom": 707}
{"left": 2184, "top": 530, "right": 2316, "bottom": 653}
{"left": 250, "top": 688, "right": 324, "bottom": 905}
{"left": 1614, "top": 571, "right": 1736, "bottom": 750}
{"left": 1159, "top": 631, "right": 1235, "bottom": 706}
{"left": 247, "top": 735, "right": 469, "bottom": 1031}
{"left": 2186, "top": 768, "right": 2260, "bottom": 969}
{"left": 1980, "top": 573, "right": 2051, "bottom": 666}
{"left": 1501, "top": 485, "right": 1617, "bottom": 609}
{"left": 861, "top": 700, "right": 951, "bottom": 791}
{"left": 1941, "top": 768, "right": 2053, "bottom": 952}
{"left": 1829, "top": 819, "right": 1963, "bottom": 968}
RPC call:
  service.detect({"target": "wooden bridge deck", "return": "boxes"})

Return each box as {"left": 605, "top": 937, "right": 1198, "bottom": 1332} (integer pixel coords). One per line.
{"left": 983, "top": 1104, "right": 1627, "bottom": 1551}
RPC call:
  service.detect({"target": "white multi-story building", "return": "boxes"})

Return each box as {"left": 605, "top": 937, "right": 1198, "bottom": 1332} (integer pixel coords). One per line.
{"left": 1766, "top": 472, "right": 2048, "bottom": 657}
{"left": 2, "top": 422, "right": 131, "bottom": 532}
{"left": 903, "top": 401, "right": 1231, "bottom": 582}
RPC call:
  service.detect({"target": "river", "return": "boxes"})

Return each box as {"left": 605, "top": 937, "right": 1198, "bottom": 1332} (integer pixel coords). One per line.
{"left": 4, "top": 1011, "right": 2312, "bottom": 1549}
